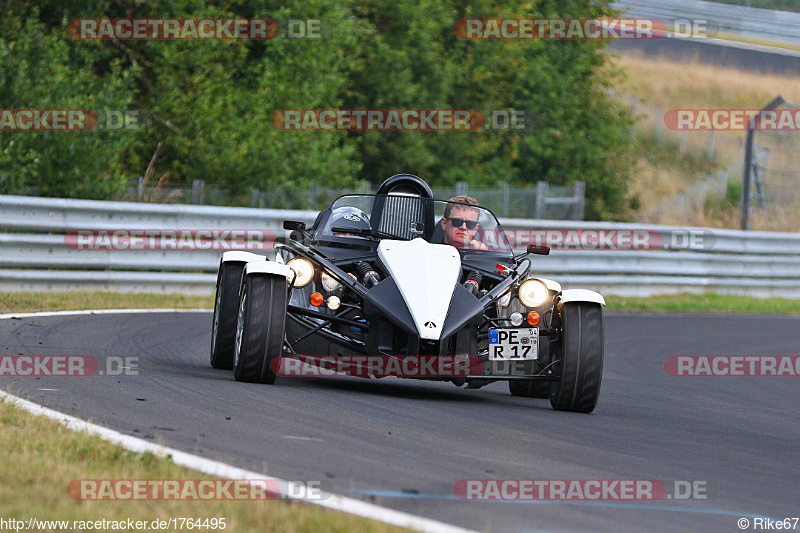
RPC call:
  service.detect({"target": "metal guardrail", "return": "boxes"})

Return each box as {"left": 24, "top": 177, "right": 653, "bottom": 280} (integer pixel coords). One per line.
{"left": 2, "top": 194, "right": 800, "bottom": 298}
{"left": 613, "top": 0, "right": 800, "bottom": 45}
{"left": 0, "top": 194, "right": 317, "bottom": 232}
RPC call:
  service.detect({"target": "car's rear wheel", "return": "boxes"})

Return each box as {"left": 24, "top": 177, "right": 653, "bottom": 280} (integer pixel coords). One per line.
{"left": 549, "top": 302, "right": 604, "bottom": 413}
{"left": 210, "top": 260, "right": 245, "bottom": 369}
{"left": 233, "top": 273, "right": 288, "bottom": 384}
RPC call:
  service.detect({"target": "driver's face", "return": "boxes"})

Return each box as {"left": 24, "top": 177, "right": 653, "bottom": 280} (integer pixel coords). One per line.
{"left": 441, "top": 206, "right": 479, "bottom": 248}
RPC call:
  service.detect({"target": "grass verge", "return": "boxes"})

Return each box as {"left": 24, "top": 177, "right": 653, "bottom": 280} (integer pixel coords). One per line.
{"left": 0, "top": 291, "right": 214, "bottom": 313}
{"left": 0, "top": 400, "right": 409, "bottom": 533}
{"left": 606, "top": 292, "right": 800, "bottom": 314}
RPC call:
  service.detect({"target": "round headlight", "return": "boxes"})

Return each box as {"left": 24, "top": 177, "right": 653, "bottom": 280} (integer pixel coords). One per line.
{"left": 287, "top": 257, "right": 314, "bottom": 288}
{"left": 518, "top": 279, "right": 548, "bottom": 308}
{"left": 321, "top": 271, "right": 342, "bottom": 292}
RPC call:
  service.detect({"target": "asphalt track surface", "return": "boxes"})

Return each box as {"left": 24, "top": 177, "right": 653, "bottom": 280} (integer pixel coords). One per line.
{"left": 2, "top": 311, "right": 799, "bottom": 533}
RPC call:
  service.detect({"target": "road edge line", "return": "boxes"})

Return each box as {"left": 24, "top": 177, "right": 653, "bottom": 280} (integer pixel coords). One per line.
{"left": 0, "top": 310, "right": 476, "bottom": 533}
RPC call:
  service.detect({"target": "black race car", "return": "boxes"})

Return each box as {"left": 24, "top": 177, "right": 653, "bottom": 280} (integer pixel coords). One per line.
{"left": 210, "top": 174, "right": 605, "bottom": 413}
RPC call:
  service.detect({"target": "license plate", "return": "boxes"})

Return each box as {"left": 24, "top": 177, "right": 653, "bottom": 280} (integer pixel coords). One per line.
{"left": 489, "top": 327, "right": 538, "bottom": 361}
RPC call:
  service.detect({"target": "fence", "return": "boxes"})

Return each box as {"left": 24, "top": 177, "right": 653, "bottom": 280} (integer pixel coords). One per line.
{"left": 740, "top": 98, "right": 800, "bottom": 231}
{"left": 624, "top": 90, "right": 800, "bottom": 232}
{"left": 637, "top": 164, "right": 739, "bottom": 225}
{"left": 26, "top": 179, "right": 584, "bottom": 221}
{"left": 626, "top": 95, "right": 741, "bottom": 166}
{"left": 2, "top": 194, "right": 800, "bottom": 298}
{"left": 431, "top": 181, "right": 584, "bottom": 220}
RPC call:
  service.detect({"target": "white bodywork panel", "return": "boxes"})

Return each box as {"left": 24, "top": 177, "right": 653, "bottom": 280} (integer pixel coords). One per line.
{"left": 378, "top": 238, "right": 461, "bottom": 341}
{"left": 560, "top": 289, "right": 606, "bottom": 306}
{"left": 244, "top": 260, "right": 293, "bottom": 279}
{"left": 222, "top": 251, "right": 266, "bottom": 263}
{"left": 529, "top": 277, "right": 561, "bottom": 292}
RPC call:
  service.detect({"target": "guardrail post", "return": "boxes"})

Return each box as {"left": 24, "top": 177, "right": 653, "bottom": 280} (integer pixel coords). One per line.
{"left": 740, "top": 95, "right": 785, "bottom": 230}
{"left": 707, "top": 130, "right": 716, "bottom": 163}
{"left": 500, "top": 181, "right": 510, "bottom": 217}
{"left": 192, "top": 180, "right": 205, "bottom": 204}
{"left": 536, "top": 181, "right": 548, "bottom": 219}
{"left": 574, "top": 181, "right": 585, "bottom": 220}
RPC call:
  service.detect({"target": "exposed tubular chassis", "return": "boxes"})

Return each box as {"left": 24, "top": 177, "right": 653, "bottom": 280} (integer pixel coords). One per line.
{"left": 276, "top": 236, "right": 560, "bottom": 383}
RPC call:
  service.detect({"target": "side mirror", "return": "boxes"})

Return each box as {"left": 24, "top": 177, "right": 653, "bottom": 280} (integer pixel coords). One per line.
{"left": 283, "top": 220, "right": 306, "bottom": 231}
{"left": 527, "top": 244, "right": 550, "bottom": 255}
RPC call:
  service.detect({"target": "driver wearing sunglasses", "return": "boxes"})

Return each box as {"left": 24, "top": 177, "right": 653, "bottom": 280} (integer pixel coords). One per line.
{"left": 440, "top": 195, "right": 489, "bottom": 250}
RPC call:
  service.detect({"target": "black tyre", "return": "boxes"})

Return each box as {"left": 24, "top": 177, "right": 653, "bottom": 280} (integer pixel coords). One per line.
{"left": 508, "top": 341, "right": 551, "bottom": 398}
{"left": 549, "top": 302, "right": 604, "bottom": 413}
{"left": 210, "top": 260, "right": 245, "bottom": 369}
{"left": 233, "top": 273, "right": 288, "bottom": 384}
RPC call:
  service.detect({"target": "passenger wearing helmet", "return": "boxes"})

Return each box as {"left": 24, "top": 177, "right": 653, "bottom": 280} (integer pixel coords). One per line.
{"left": 326, "top": 206, "right": 371, "bottom": 237}
{"left": 324, "top": 207, "right": 376, "bottom": 287}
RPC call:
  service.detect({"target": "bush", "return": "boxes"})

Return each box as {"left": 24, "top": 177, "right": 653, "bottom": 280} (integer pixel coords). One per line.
{"left": 1, "top": 0, "right": 633, "bottom": 218}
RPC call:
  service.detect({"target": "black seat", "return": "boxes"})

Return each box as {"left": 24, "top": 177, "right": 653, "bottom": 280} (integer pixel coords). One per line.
{"left": 371, "top": 174, "right": 436, "bottom": 240}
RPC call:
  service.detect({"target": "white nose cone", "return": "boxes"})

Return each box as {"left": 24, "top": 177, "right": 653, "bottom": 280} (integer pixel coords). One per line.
{"left": 378, "top": 238, "right": 462, "bottom": 340}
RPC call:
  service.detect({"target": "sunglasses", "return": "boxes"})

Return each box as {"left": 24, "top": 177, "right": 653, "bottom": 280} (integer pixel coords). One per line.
{"left": 446, "top": 217, "right": 478, "bottom": 230}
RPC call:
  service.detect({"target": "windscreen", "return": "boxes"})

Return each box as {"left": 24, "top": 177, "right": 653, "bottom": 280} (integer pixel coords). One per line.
{"left": 322, "top": 194, "right": 513, "bottom": 253}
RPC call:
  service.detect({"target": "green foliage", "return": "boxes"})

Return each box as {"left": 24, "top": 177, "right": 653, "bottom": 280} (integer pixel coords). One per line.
{"left": 1, "top": 0, "right": 633, "bottom": 218}
{"left": 704, "top": 177, "right": 742, "bottom": 218}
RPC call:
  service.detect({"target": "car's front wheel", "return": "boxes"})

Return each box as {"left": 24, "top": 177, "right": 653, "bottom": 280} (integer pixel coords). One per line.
{"left": 233, "top": 273, "right": 288, "bottom": 384}
{"left": 210, "top": 260, "right": 245, "bottom": 369}
{"left": 549, "top": 302, "right": 604, "bottom": 413}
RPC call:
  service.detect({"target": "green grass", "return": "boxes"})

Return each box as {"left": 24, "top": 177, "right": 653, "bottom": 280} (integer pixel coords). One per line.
{"left": 606, "top": 293, "right": 800, "bottom": 314}
{"left": 0, "top": 401, "right": 409, "bottom": 533}
{"left": 0, "top": 291, "right": 213, "bottom": 313}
